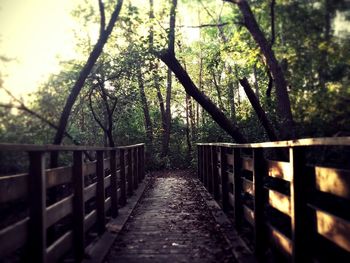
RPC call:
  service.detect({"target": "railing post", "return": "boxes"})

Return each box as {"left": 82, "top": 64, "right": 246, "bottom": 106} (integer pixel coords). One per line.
{"left": 110, "top": 149, "right": 118, "bottom": 217}
{"left": 133, "top": 147, "right": 138, "bottom": 189}
{"left": 96, "top": 150, "right": 105, "bottom": 234}
{"left": 72, "top": 151, "right": 85, "bottom": 262}
{"left": 233, "top": 148, "right": 243, "bottom": 229}
{"left": 253, "top": 148, "right": 267, "bottom": 260}
{"left": 137, "top": 146, "right": 142, "bottom": 182}
{"left": 290, "top": 146, "right": 312, "bottom": 263}
{"left": 119, "top": 148, "right": 126, "bottom": 205}
{"left": 28, "top": 151, "right": 46, "bottom": 263}
{"left": 220, "top": 147, "right": 229, "bottom": 212}
{"left": 197, "top": 145, "right": 201, "bottom": 180}
{"left": 142, "top": 145, "right": 145, "bottom": 179}
{"left": 208, "top": 145, "right": 213, "bottom": 193}
{"left": 127, "top": 148, "right": 133, "bottom": 196}
{"left": 211, "top": 146, "right": 220, "bottom": 200}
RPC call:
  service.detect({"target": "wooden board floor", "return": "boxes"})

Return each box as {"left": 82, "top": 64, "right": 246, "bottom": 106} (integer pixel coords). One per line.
{"left": 104, "top": 170, "right": 236, "bottom": 263}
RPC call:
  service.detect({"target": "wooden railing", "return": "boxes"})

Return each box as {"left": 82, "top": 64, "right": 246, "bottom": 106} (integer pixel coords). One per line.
{"left": 0, "top": 143, "right": 145, "bottom": 262}
{"left": 197, "top": 137, "right": 350, "bottom": 263}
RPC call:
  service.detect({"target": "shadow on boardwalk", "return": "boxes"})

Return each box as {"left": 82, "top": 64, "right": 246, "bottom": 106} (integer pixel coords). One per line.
{"left": 104, "top": 170, "right": 236, "bottom": 263}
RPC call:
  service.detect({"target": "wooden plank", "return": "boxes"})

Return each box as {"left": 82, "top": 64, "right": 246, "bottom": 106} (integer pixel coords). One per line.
{"left": 105, "top": 197, "right": 111, "bottom": 212}
{"left": 84, "top": 161, "right": 97, "bottom": 176}
{"left": 226, "top": 153, "right": 234, "bottom": 166}
{"left": 267, "top": 160, "right": 292, "bottom": 182}
{"left": 228, "top": 192, "right": 235, "bottom": 208}
{"left": 104, "top": 174, "right": 111, "bottom": 189}
{"left": 28, "top": 151, "right": 46, "bottom": 263}
{"left": 84, "top": 182, "right": 97, "bottom": 202}
{"left": 46, "top": 231, "right": 73, "bottom": 263}
{"left": 72, "top": 151, "right": 85, "bottom": 262}
{"left": 290, "top": 147, "right": 313, "bottom": 263}
{"left": 96, "top": 151, "right": 106, "bottom": 235}
{"left": 220, "top": 147, "right": 229, "bottom": 212}
{"left": 110, "top": 150, "right": 118, "bottom": 218}
{"left": 315, "top": 166, "right": 350, "bottom": 200}
{"left": 0, "top": 173, "right": 27, "bottom": 203}
{"left": 46, "top": 195, "right": 73, "bottom": 228}
{"left": 85, "top": 210, "right": 97, "bottom": 231}
{"left": 127, "top": 148, "right": 133, "bottom": 196}
{"left": 267, "top": 223, "right": 292, "bottom": 256}
{"left": 0, "top": 217, "right": 28, "bottom": 258}
{"left": 104, "top": 157, "right": 110, "bottom": 170}
{"left": 233, "top": 148, "right": 243, "bottom": 229}
{"left": 242, "top": 157, "right": 253, "bottom": 172}
{"left": 228, "top": 172, "right": 234, "bottom": 184}
{"left": 268, "top": 189, "right": 291, "bottom": 216}
{"left": 46, "top": 166, "right": 72, "bottom": 188}
{"left": 315, "top": 208, "right": 350, "bottom": 252}
{"left": 242, "top": 177, "right": 254, "bottom": 196}
{"left": 243, "top": 205, "right": 254, "bottom": 226}
{"left": 119, "top": 148, "right": 126, "bottom": 206}
{"left": 211, "top": 146, "right": 220, "bottom": 200}
{"left": 253, "top": 148, "right": 267, "bottom": 260}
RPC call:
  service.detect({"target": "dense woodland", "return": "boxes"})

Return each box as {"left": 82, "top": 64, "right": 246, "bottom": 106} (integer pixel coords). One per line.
{"left": 0, "top": 0, "right": 349, "bottom": 171}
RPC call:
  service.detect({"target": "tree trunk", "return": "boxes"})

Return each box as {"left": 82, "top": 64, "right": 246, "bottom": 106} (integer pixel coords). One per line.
{"left": 185, "top": 93, "right": 192, "bottom": 156}
{"left": 239, "top": 77, "right": 279, "bottom": 141}
{"left": 137, "top": 65, "right": 153, "bottom": 144}
{"left": 227, "top": 0, "right": 295, "bottom": 139}
{"left": 51, "top": 0, "right": 124, "bottom": 167}
{"left": 159, "top": 51, "right": 247, "bottom": 143}
{"left": 162, "top": 0, "right": 178, "bottom": 157}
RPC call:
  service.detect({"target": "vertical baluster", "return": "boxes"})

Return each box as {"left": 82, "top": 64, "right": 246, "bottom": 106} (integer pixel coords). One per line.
{"left": 220, "top": 147, "right": 229, "bottom": 212}
{"left": 253, "top": 148, "right": 267, "bottom": 260}
{"left": 197, "top": 145, "right": 201, "bottom": 180}
{"left": 290, "top": 146, "right": 312, "bottom": 263}
{"left": 110, "top": 149, "right": 118, "bottom": 217}
{"left": 137, "top": 146, "right": 142, "bottom": 182}
{"left": 133, "top": 147, "right": 138, "bottom": 189}
{"left": 96, "top": 150, "right": 105, "bottom": 234}
{"left": 208, "top": 145, "right": 213, "bottom": 193}
{"left": 127, "top": 148, "right": 133, "bottom": 195}
{"left": 211, "top": 146, "right": 220, "bottom": 200}
{"left": 72, "top": 151, "right": 85, "bottom": 262}
{"left": 119, "top": 148, "right": 126, "bottom": 205}
{"left": 28, "top": 151, "right": 46, "bottom": 263}
{"left": 233, "top": 148, "right": 243, "bottom": 229}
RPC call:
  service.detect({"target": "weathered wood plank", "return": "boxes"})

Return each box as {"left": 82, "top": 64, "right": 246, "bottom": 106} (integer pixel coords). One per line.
{"left": 243, "top": 205, "right": 254, "bottom": 226}
{"left": 46, "top": 195, "right": 73, "bottom": 228}
{"left": 242, "top": 177, "right": 254, "bottom": 196}
{"left": 268, "top": 189, "right": 291, "bottom": 216}
{"left": 242, "top": 157, "right": 253, "bottom": 172}
{"left": 315, "top": 166, "right": 350, "bottom": 200}
{"left": 0, "top": 173, "right": 27, "bottom": 203}
{"left": 228, "top": 192, "right": 235, "bottom": 208}
{"left": 46, "top": 231, "right": 73, "bottom": 263}
{"left": 0, "top": 217, "right": 28, "bottom": 258}
{"left": 85, "top": 210, "right": 97, "bottom": 231}
{"left": 28, "top": 151, "right": 46, "bottom": 263}
{"left": 226, "top": 153, "right": 234, "bottom": 166}
{"left": 314, "top": 208, "right": 350, "bottom": 252}
{"left": 84, "top": 182, "right": 97, "bottom": 202}
{"left": 96, "top": 151, "right": 106, "bottom": 234}
{"left": 85, "top": 161, "right": 97, "bottom": 176}
{"left": 267, "top": 160, "right": 292, "bottom": 182}
{"left": 72, "top": 151, "right": 85, "bottom": 262}
{"left": 267, "top": 223, "right": 292, "bottom": 256}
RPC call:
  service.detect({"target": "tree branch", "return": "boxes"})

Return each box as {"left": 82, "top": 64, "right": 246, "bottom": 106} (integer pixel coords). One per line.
{"left": 98, "top": 0, "right": 106, "bottom": 35}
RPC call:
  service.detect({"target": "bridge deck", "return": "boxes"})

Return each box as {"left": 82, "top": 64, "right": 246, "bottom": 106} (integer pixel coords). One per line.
{"left": 104, "top": 170, "right": 237, "bottom": 263}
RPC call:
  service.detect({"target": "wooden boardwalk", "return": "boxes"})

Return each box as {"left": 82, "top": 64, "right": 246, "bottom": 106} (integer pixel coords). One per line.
{"left": 104, "top": 171, "right": 237, "bottom": 263}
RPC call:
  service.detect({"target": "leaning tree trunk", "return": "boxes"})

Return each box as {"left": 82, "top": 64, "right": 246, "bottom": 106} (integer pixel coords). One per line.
{"left": 51, "top": 0, "right": 124, "bottom": 167}
{"left": 159, "top": 51, "right": 247, "bottom": 143}
{"left": 161, "top": 0, "right": 178, "bottom": 157}
{"left": 226, "top": 0, "right": 295, "bottom": 139}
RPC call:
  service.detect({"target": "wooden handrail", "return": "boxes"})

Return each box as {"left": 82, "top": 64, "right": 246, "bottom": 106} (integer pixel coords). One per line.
{"left": 197, "top": 139, "right": 350, "bottom": 263}
{"left": 0, "top": 143, "right": 146, "bottom": 263}
{"left": 197, "top": 136, "right": 350, "bottom": 147}
{"left": 0, "top": 143, "right": 145, "bottom": 151}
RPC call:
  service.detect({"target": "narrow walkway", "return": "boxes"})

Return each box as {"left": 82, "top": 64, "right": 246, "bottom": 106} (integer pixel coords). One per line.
{"left": 104, "top": 170, "right": 236, "bottom": 263}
